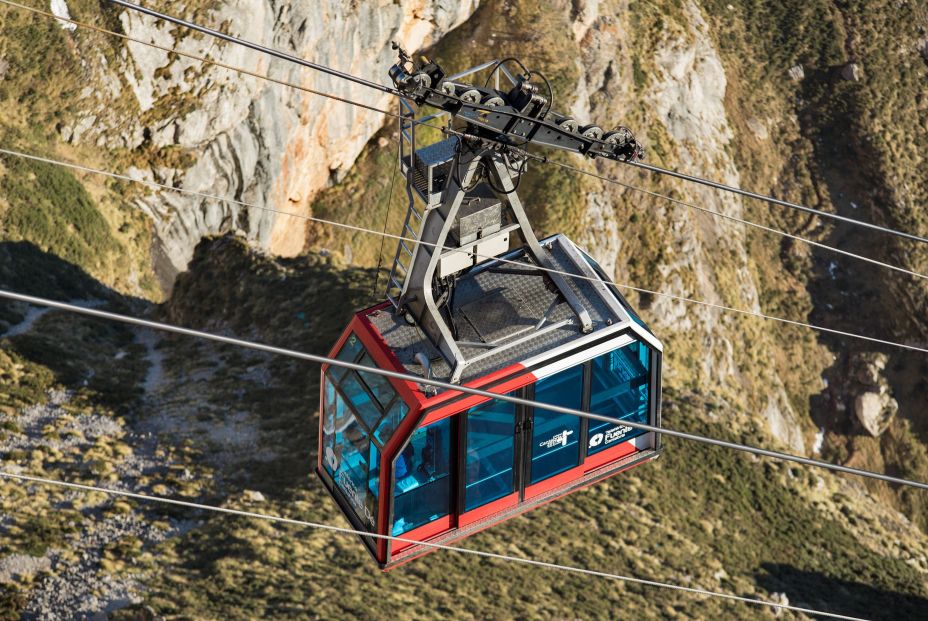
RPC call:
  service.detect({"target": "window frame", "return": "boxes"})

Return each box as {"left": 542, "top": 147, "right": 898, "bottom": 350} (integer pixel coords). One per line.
{"left": 581, "top": 339, "right": 655, "bottom": 460}
{"left": 380, "top": 330, "right": 661, "bottom": 563}
{"left": 321, "top": 331, "right": 408, "bottom": 536}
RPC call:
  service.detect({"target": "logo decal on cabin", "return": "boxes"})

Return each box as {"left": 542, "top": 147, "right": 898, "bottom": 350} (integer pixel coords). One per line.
{"left": 539, "top": 429, "right": 574, "bottom": 449}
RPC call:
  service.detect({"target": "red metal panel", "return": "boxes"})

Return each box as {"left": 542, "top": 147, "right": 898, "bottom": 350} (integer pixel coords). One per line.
{"left": 582, "top": 438, "right": 639, "bottom": 472}
{"left": 419, "top": 365, "right": 535, "bottom": 426}
{"left": 458, "top": 492, "right": 520, "bottom": 528}
{"left": 390, "top": 514, "right": 454, "bottom": 554}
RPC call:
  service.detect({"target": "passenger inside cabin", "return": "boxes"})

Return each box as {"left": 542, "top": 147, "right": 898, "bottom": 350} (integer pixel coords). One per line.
{"left": 396, "top": 443, "right": 415, "bottom": 479}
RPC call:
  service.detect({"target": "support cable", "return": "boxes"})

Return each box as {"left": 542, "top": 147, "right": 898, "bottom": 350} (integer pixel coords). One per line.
{"left": 542, "top": 158, "right": 928, "bottom": 282}
{"left": 2, "top": 146, "right": 927, "bottom": 358}
{"left": 0, "top": 470, "right": 867, "bottom": 621}
{"left": 4, "top": 1, "right": 925, "bottom": 282}
{"left": 107, "top": 0, "right": 398, "bottom": 96}
{"left": 1, "top": 288, "right": 927, "bottom": 493}
{"left": 624, "top": 159, "right": 928, "bottom": 246}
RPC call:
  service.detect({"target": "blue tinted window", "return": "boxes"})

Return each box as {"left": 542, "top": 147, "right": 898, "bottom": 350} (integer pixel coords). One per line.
{"left": 333, "top": 332, "right": 364, "bottom": 380}
{"left": 393, "top": 418, "right": 452, "bottom": 536}
{"left": 358, "top": 353, "right": 396, "bottom": 409}
{"left": 323, "top": 334, "right": 387, "bottom": 532}
{"left": 329, "top": 409, "right": 378, "bottom": 529}
{"left": 322, "top": 378, "right": 351, "bottom": 476}
{"left": 587, "top": 341, "right": 650, "bottom": 455}
{"left": 374, "top": 399, "right": 408, "bottom": 446}
{"left": 531, "top": 365, "right": 582, "bottom": 484}
{"left": 465, "top": 399, "right": 516, "bottom": 511}
{"left": 338, "top": 371, "right": 381, "bottom": 430}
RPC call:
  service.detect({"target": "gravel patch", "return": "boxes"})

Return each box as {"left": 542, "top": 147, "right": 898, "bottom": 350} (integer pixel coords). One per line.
{"left": 0, "top": 554, "right": 52, "bottom": 584}
{"left": 1, "top": 300, "right": 104, "bottom": 339}
{"left": 22, "top": 514, "right": 183, "bottom": 621}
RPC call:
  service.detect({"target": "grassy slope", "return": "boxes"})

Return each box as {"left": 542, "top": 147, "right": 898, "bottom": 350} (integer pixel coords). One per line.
{"left": 0, "top": 0, "right": 214, "bottom": 301}
{"left": 112, "top": 237, "right": 925, "bottom": 621}
{"left": 698, "top": 0, "right": 928, "bottom": 530}
{"left": 0, "top": 0, "right": 926, "bottom": 618}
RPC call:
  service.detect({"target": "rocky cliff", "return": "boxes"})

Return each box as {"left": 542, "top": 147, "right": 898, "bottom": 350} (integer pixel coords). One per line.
{"left": 32, "top": 0, "right": 479, "bottom": 287}
{"left": 1, "top": 0, "right": 927, "bottom": 619}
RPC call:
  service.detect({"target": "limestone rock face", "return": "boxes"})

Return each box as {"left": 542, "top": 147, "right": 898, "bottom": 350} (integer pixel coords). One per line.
{"left": 568, "top": 0, "right": 806, "bottom": 451}
{"left": 115, "top": 0, "right": 479, "bottom": 286}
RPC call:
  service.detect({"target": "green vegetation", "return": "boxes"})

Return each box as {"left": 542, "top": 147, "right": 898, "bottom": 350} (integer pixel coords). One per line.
{"left": 0, "top": 510, "right": 80, "bottom": 558}
{"left": 0, "top": 348, "right": 54, "bottom": 413}
{"left": 9, "top": 313, "right": 147, "bottom": 410}
{"left": 164, "top": 235, "right": 377, "bottom": 491}
{"left": 0, "top": 0, "right": 927, "bottom": 618}
{"left": 0, "top": 154, "right": 120, "bottom": 270}
{"left": 110, "top": 237, "right": 927, "bottom": 620}
{"left": 0, "top": 1, "right": 182, "bottom": 301}
{"left": 696, "top": 0, "right": 928, "bottom": 537}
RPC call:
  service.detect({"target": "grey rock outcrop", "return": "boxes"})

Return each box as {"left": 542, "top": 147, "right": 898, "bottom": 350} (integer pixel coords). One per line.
{"left": 569, "top": 0, "right": 807, "bottom": 450}
{"left": 849, "top": 352, "right": 898, "bottom": 436}
{"left": 116, "top": 0, "right": 479, "bottom": 287}
{"left": 841, "top": 62, "right": 862, "bottom": 81}
{"left": 854, "top": 391, "right": 897, "bottom": 437}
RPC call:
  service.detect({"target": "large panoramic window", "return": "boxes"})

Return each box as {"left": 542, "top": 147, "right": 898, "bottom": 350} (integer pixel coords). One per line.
{"left": 322, "top": 332, "right": 407, "bottom": 531}
{"left": 465, "top": 398, "right": 516, "bottom": 511}
{"left": 392, "top": 418, "right": 452, "bottom": 536}
{"left": 530, "top": 365, "right": 583, "bottom": 484}
{"left": 587, "top": 341, "right": 650, "bottom": 455}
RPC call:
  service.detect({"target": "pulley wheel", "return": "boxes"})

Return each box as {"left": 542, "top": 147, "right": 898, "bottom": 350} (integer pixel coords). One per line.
{"left": 580, "top": 125, "right": 604, "bottom": 140}
{"left": 557, "top": 117, "right": 579, "bottom": 133}
{"left": 460, "top": 89, "right": 482, "bottom": 104}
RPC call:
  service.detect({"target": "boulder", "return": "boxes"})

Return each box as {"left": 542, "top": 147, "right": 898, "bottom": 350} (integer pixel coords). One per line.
{"left": 854, "top": 390, "right": 898, "bottom": 437}
{"left": 841, "top": 62, "right": 862, "bottom": 82}
{"left": 770, "top": 592, "right": 789, "bottom": 617}
{"left": 242, "top": 489, "right": 266, "bottom": 503}
{"left": 852, "top": 352, "right": 888, "bottom": 386}
{"left": 788, "top": 64, "right": 804, "bottom": 81}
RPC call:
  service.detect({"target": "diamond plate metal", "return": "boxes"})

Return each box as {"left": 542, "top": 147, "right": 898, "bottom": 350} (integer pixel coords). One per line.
{"left": 366, "top": 235, "right": 633, "bottom": 385}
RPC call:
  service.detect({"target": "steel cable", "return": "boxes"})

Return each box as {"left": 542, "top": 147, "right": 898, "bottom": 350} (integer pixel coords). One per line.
{"left": 0, "top": 470, "right": 868, "bottom": 621}
{"left": 3, "top": 1, "right": 925, "bottom": 282}
{"left": 1, "top": 288, "right": 927, "bottom": 493}
{"left": 2, "top": 146, "right": 927, "bottom": 358}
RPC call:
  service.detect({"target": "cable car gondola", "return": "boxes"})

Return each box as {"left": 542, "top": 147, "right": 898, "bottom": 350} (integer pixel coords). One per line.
{"left": 317, "top": 53, "right": 662, "bottom": 568}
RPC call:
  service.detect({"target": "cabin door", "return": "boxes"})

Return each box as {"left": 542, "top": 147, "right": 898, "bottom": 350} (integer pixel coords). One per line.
{"left": 520, "top": 363, "right": 585, "bottom": 500}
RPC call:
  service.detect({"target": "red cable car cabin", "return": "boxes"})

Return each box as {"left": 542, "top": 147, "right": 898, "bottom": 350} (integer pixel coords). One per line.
{"left": 317, "top": 53, "right": 661, "bottom": 569}
{"left": 317, "top": 235, "right": 663, "bottom": 569}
